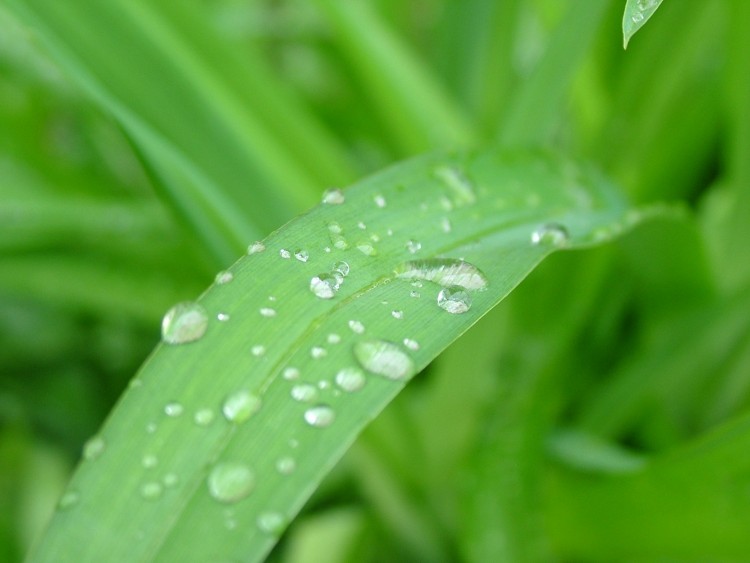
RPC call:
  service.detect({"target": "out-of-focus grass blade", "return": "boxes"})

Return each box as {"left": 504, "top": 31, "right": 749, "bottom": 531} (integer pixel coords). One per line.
{"left": 28, "top": 148, "right": 641, "bottom": 562}
{"left": 623, "top": 0, "right": 665, "bottom": 49}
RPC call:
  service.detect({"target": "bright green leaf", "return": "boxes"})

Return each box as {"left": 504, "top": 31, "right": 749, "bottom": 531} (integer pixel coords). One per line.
{"left": 623, "top": 0, "right": 665, "bottom": 49}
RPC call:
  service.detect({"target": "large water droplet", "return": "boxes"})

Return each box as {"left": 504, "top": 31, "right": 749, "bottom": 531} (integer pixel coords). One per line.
{"left": 433, "top": 165, "right": 477, "bottom": 205}
{"left": 335, "top": 366, "right": 366, "bottom": 392}
{"left": 83, "top": 436, "right": 105, "bottom": 461}
{"left": 291, "top": 384, "right": 318, "bottom": 403}
{"left": 354, "top": 340, "right": 416, "bottom": 381}
{"left": 531, "top": 223, "right": 570, "bottom": 247}
{"left": 304, "top": 405, "right": 336, "bottom": 427}
{"left": 222, "top": 390, "right": 262, "bottom": 423}
{"left": 322, "top": 188, "right": 345, "bottom": 204}
{"left": 437, "top": 286, "right": 472, "bottom": 314}
{"left": 207, "top": 462, "right": 255, "bottom": 503}
{"left": 394, "top": 259, "right": 488, "bottom": 291}
{"left": 161, "top": 302, "right": 208, "bottom": 345}
{"left": 310, "top": 273, "right": 340, "bottom": 299}
{"left": 257, "top": 511, "right": 286, "bottom": 535}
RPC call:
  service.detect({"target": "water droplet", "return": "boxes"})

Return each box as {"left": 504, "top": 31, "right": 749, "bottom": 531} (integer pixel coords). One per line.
{"left": 268, "top": 295, "right": 277, "bottom": 301}
{"left": 217, "top": 312, "right": 230, "bottom": 322}
{"left": 207, "top": 462, "right": 255, "bottom": 503}
{"left": 403, "top": 338, "right": 420, "bottom": 351}
{"left": 356, "top": 241, "right": 377, "bottom": 256}
{"left": 248, "top": 241, "right": 266, "bottom": 254}
{"left": 294, "top": 249, "right": 309, "bottom": 262}
{"left": 163, "top": 473, "right": 179, "bottom": 488}
{"left": 369, "top": 233, "right": 381, "bottom": 243}
{"left": 161, "top": 302, "right": 208, "bottom": 345}
{"left": 58, "top": 490, "right": 79, "bottom": 510}
{"left": 318, "top": 380, "right": 330, "bottom": 390}
{"left": 440, "top": 217, "right": 452, "bottom": 233}
{"left": 222, "top": 390, "right": 262, "bottom": 423}
{"left": 335, "top": 367, "right": 366, "bottom": 392}
{"left": 632, "top": 11, "right": 644, "bottom": 22}
{"left": 259, "top": 307, "right": 277, "bottom": 318}
{"left": 310, "top": 273, "right": 340, "bottom": 299}
{"left": 394, "top": 259, "right": 488, "bottom": 291}
{"left": 410, "top": 290, "right": 421, "bottom": 298}
{"left": 374, "top": 194, "right": 387, "bottom": 208}
{"left": 304, "top": 405, "right": 336, "bottom": 427}
{"left": 140, "top": 481, "right": 163, "bottom": 501}
{"left": 310, "top": 346, "right": 327, "bottom": 359}
{"left": 291, "top": 384, "right": 318, "bottom": 403}
{"left": 283, "top": 367, "right": 300, "bottom": 381}
{"left": 354, "top": 340, "right": 416, "bottom": 381}
{"left": 215, "top": 271, "right": 233, "bottom": 285}
{"left": 348, "top": 319, "right": 365, "bottom": 334}
{"left": 275, "top": 456, "right": 296, "bottom": 475}
{"left": 251, "top": 345, "right": 266, "bottom": 357}
{"left": 83, "top": 436, "right": 105, "bottom": 461}
{"left": 530, "top": 223, "right": 569, "bottom": 247}
{"left": 279, "top": 249, "right": 291, "bottom": 259}
{"left": 327, "top": 333, "right": 341, "bottom": 344}
{"left": 194, "top": 408, "right": 215, "bottom": 426}
{"left": 257, "top": 511, "right": 286, "bottom": 535}
{"left": 391, "top": 310, "right": 404, "bottom": 319}
{"left": 357, "top": 221, "right": 367, "bottom": 230}
{"left": 322, "top": 188, "right": 345, "bottom": 205}
{"left": 332, "top": 261, "right": 349, "bottom": 277}
{"left": 406, "top": 240, "right": 422, "bottom": 254}
{"left": 164, "top": 402, "right": 184, "bottom": 417}
{"left": 437, "top": 286, "right": 472, "bottom": 314}
{"left": 142, "top": 454, "right": 158, "bottom": 469}
{"left": 146, "top": 422, "right": 157, "bottom": 434}
{"left": 433, "top": 165, "right": 476, "bottom": 205}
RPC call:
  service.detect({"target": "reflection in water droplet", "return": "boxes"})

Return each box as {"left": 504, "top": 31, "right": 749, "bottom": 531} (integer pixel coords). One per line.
{"left": 394, "top": 259, "right": 488, "bottom": 290}
{"left": 294, "top": 250, "right": 309, "bottom": 262}
{"left": 322, "top": 188, "right": 345, "bottom": 204}
{"left": 58, "top": 490, "right": 79, "bottom": 510}
{"left": 348, "top": 320, "right": 365, "bottom": 334}
{"left": 257, "top": 512, "right": 286, "bottom": 535}
{"left": 310, "top": 273, "right": 340, "bottom": 299}
{"left": 291, "top": 384, "right": 318, "bottom": 403}
{"left": 194, "top": 408, "right": 215, "bottom": 426}
{"left": 283, "top": 367, "right": 300, "bottom": 381}
{"left": 304, "top": 405, "right": 335, "bottom": 427}
{"left": 83, "top": 436, "right": 105, "bottom": 461}
{"left": 164, "top": 402, "right": 184, "bottom": 417}
{"left": 437, "top": 286, "right": 472, "bottom": 314}
{"left": 406, "top": 240, "right": 422, "bottom": 254}
{"left": 215, "top": 271, "right": 233, "bottom": 285}
{"left": 531, "top": 223, "right": 570, "bottom": 247}
{"left": 207, "top": 462, "right": 255, "bottom": 503}
{"left": 354, "top": 340, "right": 416, "bottom": 381}
{"left": 161, "top": 302, "right": 208, "bottom": 344}
{"left": 335, "top": 367, "right": 366, "bottom": 392}
{"left": 140, "top": 481, "right": 163, "bottom": 501}
{"left": 259, "top": 307, "right": 277, "bottom": 318}
{"left": 222, "top": 390, "right": 262, "bottom": 423}
{"left": 248, "top": 241, "right": 265, "bottom": 255}
{"left": 275, "top": 456, "right": 296, "bottom": 475}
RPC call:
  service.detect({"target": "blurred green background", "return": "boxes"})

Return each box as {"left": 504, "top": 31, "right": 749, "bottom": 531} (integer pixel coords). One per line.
{"left": 2, "top": 0, "right": 750, "bottom": 561}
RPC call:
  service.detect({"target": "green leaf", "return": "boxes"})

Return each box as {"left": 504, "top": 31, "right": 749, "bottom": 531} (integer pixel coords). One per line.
{"left": 623, "top": 0, "right": 665, "bottom": 49}
{"left": 28, "top": 148, "right": 638, "bottom": 562}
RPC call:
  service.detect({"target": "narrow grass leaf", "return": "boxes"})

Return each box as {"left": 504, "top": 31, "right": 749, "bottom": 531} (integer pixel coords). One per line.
{"left": 29, "top": 148, "right": 638, "bottom": 562}
{"left": 623, "top": 0, "right": 665, "bottom": 49}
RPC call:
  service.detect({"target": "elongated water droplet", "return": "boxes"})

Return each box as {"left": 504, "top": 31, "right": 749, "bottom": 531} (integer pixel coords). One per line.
{"left": 394, "top": 259, "right": 488, "bottom": 291}
{"left": 348, "top": 319, "right": 365, "bottom": 334}
{"left": 354, "top": 340, "right": 416, "bottom": 381}
{"left": 194, "top": 408, "right": 215, "bottom": 426}
{"left": 291, "top": 384, "right": 318, "bottom": 403}
{"left": 322, "top": 188, "right": 345, "bottom": 204}
{"left": 259, "top": 307, "right": 277, "bottom": 318}
{"left": 531, "top": 223, "right": 570, "bottom": 247}
{"left": 332, "top": 261, "right": 350, "bottom": 277}
{"left": 304, "top": 405, "right": 335, "bottom": 427}
{"left": 140, "top": 481, "right": 163, "bottom": 501}
{"left": 161, "top": 302, "right": 208, "bottom": 344}
{"left": 310, "top": 273, "right": 339, "bottom": 299}
{"left": 164, "top": 402, "right": 184, "bottom": 417}
{"left": 207, "top": 462, "right": 255, "bottom": 503}
{"left": 215, "top": 271, "right": 233, "bottom": 285}
{"left": 83, "top": 436, "right": 105, "bottom": 461}
{"left": 437, "top": 286, "right": 472, "bottom": 314}
{"left": 222, "top": 390, "right": 262, "bottom": 423}
{"left": 335, "top": 366, "right": 366, "bottom": 392}
{"left": 247, "top": 241, "right": 265, "bottom": 255}
{"left": 294, "top": 250, "right": 309, "bottom": 262}
{"left": 257, "top": 511, "right": 286, "bottom": 535}
{"left": 433, "top": 165, "right": 476, "bottom": 205}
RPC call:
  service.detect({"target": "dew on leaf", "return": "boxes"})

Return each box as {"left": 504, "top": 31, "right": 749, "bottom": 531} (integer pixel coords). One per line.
{"left": 283, "top": 367, "right": 300, "bottom": 381}
{"left": 58, "top": 490, "right": 79, "bottom": 510}
{"left": 433, "top": 165, "right": 476, "bottom": 205}
{"left": 259, "top": 307, "right": 277, "bottom": 318}
{"left": 406, "top": 240, "right": 422, "bottom": 254}
{"left": 394, "top": 258, "right": 488, "bottom": 290}
{"left": 356, "top": 241, "right": 377, "bottom": 256}
{"left": 215, "top": 271, "right": 233, "bottom": 285}
{"left": 257, "top": 512, "right": 286, "bottom": 535}
{"left": 251, "top": 345, "right": 266, "bottom": 357}
{"left": 327, "top": 333, "right": 341, "bottom": 344}
{"left": 161, "top": 302, "right": 208, "bottom": 345}
{"left": 83, "top": 436, "right": 105, "bottom": 461}
{"left": 304, "top": 405, "right": 336, "bottom": 427}
{"left": 391, "top": 310, "right": 404, "bottom": 320}
{"left": 354, "top": 340, "right": 416, "bottom": 381}
{"left": 140, "top": 481, "right": 163, "bottom": 501}
{"left": 247, "top": 241, "right": 265, "bottom": 255}
{"left": 207, "top": 462, "right": 255, "bottom": 503}
{"left": 222, "top": 390, "right": 262, "bottom": 423}
{"left": 374, "top": 194, "right": 387, "bottom": 208}
{"left": 335, "top": 367, "right": 366, "bottom": 392}
{"left": 310, "top": 273, "right": 340, "bottom": 299}
{"left": 310, "top": 346, "right": 327, "bottom": 359}
{"left": 217, "top": 313, "right": 230, "bottom": 322}
{"left": 403, "top": 338, "right": 420, "bottom": 351}
{"left": 141, "top": 455, "right": 158, "bottom": 469}
{"left": 279, "top": 249, "right": 291, "bottom": 259}
{"left": 294, "top": 250, "right": 309, "bottom": 262}
{"left": 275, "top": 456, "right": 296, "bottom": 475}
{"left": 322, "top": 188, "right": 345, "bottom": 204}
{"left": 291, "top": 384, "right": 318, "bottom": 403}
{"left": 348, "top": 320, "right": 365, "bottom": 334}
{"left": 437, "top": 286, "right": 472, "bottom": 314}
{"left": 194, "top": 408, "right": 215, "bottom": 426}
{"left": 163, "top": 473, "right": 179, "bottom": 488}
{"left": 164, "top": 402, "right": 184, "bottom": 417}
{"left": 530, "top": 223, "right": 570, "bottom": 247}
{"left": 332, "top": 261, "right": 349, "bottom": 277}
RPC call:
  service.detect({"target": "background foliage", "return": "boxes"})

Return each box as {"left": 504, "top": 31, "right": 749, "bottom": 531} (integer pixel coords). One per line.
{"left": 1, "top": 0, "right": 749, "bottom": 561}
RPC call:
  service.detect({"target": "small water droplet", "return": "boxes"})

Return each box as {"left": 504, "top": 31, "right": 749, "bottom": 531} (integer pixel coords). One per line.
{"left": 310, "top": 273, "right": 340, "bottom": 299}
{"left": 318, "top": 380, "right": 330, "bottom": 390}
{"left": 335, "top": 367, "right": 366, "bottom": 392}
{"left": 374, "top": 194, "right": 387, "bottom": 208}
{"left": 291, "top": 384, "right": 318, "bottom": 403}
{"left": 304, "top": 405, "right": 335, "bottom": 427}
{"left": 164, "top": 402, "right": 184, "bottom": 417}
{"left": 332, "top": 261, "right": 349, "bottom": 277}
{"left": 217, "top": 312, "right": 230, "bottom": 322}
{"left": 394, "top": 259, "right": 488, "bottom": 290}
{"left": 406, "top": 240, "right": 422, "bottom": 254}
{"left": 410, "top": 290, "right": 421, "bottom": 298}
{"left": 257, "top": 511, "right": 286, "bottom": 535}
{"left": 357, "top": 221, "right": 367, "bottom": 230}
{"left": 354, "top": 340, "right": 416, "bottom": 381}
{"left": 370, "top": 233, "right": 381, "bottom": 243}
{"left": 83, "top": 436, "right": 105, "bottom": 461}
{"left": 251, "top": 345, "right": 266, "bottom": 357}
{"left": 348, "top": 319, "right": 365, "bottom": 334}
{"left": 142, "top": 454, "right": 158, "bottom": 469}
{"left": 215, "top": 271, "right": 234, "bottom": 285}
{"left": 222, "top": 390, "right": 262, "bottom": 423}
{"left": 294, "top": 249, "right": 309, "bottom": 262}
{"left": 322, "top": 188, "right": 345, "bottom": 204}
{"left": 356, "top": 241, "right": 377, "bottom": 256}
{"left": 530, "top": 223, "right": 570, "bottom": 247}
{"left": 248, "top": 241, "right": 266, "bottom": 254}
{"left": 279, "top": 249, "right": 291, "bottom": 259}
{"left": 437, "top": 286, "right": 472, "bottom": 314}
{"left": 403, "top": 338, "right": 420, "bottom": 351}
{"left": 440, "top": 217, "right": 452, "bottom": 233}
{"left": 632, "top": 11, "right": 644, "bottom": 22}
{"left": 140, "top": 481, "right": 163, "bottom": 501}
{"left": 310, "top": 346, "right": 327, "bottom": 359}
{"left": 327, "top": 333, "right": 341, "bottom": 344}
{"left": 161, "top": 302, "right": 208, "bottom": 345}
{"left": 259, "top": 307, "right": 277, "bottom": 318}
{"left": 207, "top": 462, "right": 255, "bottom": 503}
{"left": 163, "top": 473, "right": 179, "bottom": 488}
{"left": 58, "top": 490, "right": 79, "bottom": 510}
{"left": 433, "top": 165, "right": 476, "bottom": 205}
{"left": 194, "top": 408, "right": 215, "bottom": 426}
{"left": 391, "top": 310, "right": 404, "bottom": 319}
{"left": 275, "top": 456, "right": 296, "bottom": 475}
{"left": 283, "top": 367, "right": 300, "bottom": 381}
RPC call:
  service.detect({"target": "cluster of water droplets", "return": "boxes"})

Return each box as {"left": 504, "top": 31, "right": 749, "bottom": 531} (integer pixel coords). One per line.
{"left": 630, "top": 0, "right": 660, "bottom": 23}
